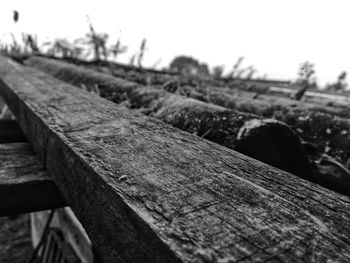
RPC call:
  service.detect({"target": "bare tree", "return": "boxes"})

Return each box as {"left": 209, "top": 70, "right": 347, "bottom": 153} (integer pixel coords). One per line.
{"left": 137, "top": 38, "right": 147, "bottom": 68}
{"left": 109, "top": 38, "right": 127, "bottom": 61}
{"left": 293, "top": 61, "right": 316, "bottom": 100}
{"left": 325, "top": 71, "right": 348, "bottom": 92}
{"left": 245, "top": 65, "right": 257, "bottom": 79}
{"left": 228, "top": 56, "right": 244, "bottom": 78}
{"left": 22, "top": 34, "right": 40, "bottom": 53}
{"left": 129, "top": 54, "right": 136, "bottom": 66}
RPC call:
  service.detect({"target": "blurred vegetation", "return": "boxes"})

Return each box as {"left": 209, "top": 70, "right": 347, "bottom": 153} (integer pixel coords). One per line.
{"left": 212, "top": 65, "right": 224, "bottom": 78}
{"left": 225, "top": 56, "right": 258, "bottom": 79}
{"left": 325, "top": 71, "right": 348, "bottom": 92}
{"left": 228, "top": 56, "right": 244, "bottom": 78}
{"left": 0, "top": 11, "right": 130, "bottom": 64}
{"left": 0, "top": 11, "right": 349, "bottom": 94}
{"left": 169, "top": 56, "right": 210, "bottom": 76}
{"left": 293, "top": 61, "right": 317, "bottom": 100}
{"left": 137, "top": 38, "right": 147, "bottom": 68}
{"left": 297, "top": 61, "right": 316, "bottom": 86}
{"left": 42, "top": 38, "right": 83, "bottom": 59}
{"left": 83, "top": 22, "right": 109, "bottom": 61}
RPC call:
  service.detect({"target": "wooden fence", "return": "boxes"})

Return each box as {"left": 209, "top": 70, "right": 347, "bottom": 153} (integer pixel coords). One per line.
{"left": 1, "top": 56, "right": 350, "bottom": 262}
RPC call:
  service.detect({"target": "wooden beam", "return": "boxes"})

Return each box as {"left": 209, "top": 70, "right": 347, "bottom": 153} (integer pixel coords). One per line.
{"left": 25, "top": 57, "right": 350, "bottom": 195}
{"left": 0, "top": 120, "right": 27, "bottom": 143}
{"left": 26, "top": 56, "right": 350, "bottom": 167}
{"left": 24, "top": 56, "right": 317, "bottom": 180}
{"left": 0, "top": 143, "right": 66, "bottom": 216}
{"left": 2, "top": 57, "right": 350, "bottom": 262}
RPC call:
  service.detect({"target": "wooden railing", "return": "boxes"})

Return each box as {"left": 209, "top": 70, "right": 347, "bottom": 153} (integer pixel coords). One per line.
{"left": 1, "top": 56, "right": 350, "bottom": 262}
{"left": 0, "top": 140, "right": 65, "bottom": 216}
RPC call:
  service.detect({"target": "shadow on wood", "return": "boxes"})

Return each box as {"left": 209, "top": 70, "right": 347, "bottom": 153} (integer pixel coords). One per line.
{"left": 0, "top": 120, "right": 27, "bottom": 143}
{"left": 0, "top": 143, "right": 66, "bottom": 216}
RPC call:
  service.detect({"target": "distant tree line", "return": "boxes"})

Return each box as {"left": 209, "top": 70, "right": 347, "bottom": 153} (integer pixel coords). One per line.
{"left": 2, "top": 10, "right": 348, "bottom": 93}
{"left": 168, "top": 55, "right": 260, "bottom": 80}
{"left": 325, "top": 71, "right": 348, "bottom": 92}
{"left": 169, "top": 56, "right": 209, "bottom": 76}
{"left": 293, "top": 61, "right": 348, "bottom": 97}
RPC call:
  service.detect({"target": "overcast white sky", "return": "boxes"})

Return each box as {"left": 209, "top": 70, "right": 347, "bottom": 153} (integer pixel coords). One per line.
{"left": 0, "top": 0, "right": 349, "bottom": 86}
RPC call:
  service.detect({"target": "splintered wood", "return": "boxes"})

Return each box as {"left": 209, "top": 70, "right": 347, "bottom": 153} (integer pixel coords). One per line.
{"left": 1, "top": 56, "right": 350, "bottom": 262}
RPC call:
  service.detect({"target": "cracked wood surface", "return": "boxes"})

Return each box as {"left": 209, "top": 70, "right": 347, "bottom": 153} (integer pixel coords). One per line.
{"left": 25, "top": 56, "right": 350, "bottom": 196}
{"left": 26, "top": 57, "right": 350, "bottom": 165}
{"left": 24, "top": 56, "right": 316, "bottom": 179}
{"left": 0, "top": 143, "right": 66, "bottom": 216}
{"left": 2, "top": 56, "right": 350, "bottom": 262}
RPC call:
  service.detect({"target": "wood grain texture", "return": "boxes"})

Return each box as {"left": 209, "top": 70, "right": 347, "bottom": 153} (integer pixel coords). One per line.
{"left": 27, "top": 56, "right": 350, "bottom": 196}
{"left": 2, "top": 57, "right": 350, "bottom": 262}
{"left": 0, "top": 143, "right": 66, "bottom": 216}
{"left": 26, "top": 57, "right": 350, "bottom": 165}
{"left": 25, "top": 56, "right": 316, "bottom": 179}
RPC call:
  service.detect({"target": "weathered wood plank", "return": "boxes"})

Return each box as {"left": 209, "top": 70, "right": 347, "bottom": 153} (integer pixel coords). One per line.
{"left": 0, "top": 120, "right": 27, "bottom": 143}
{"left": 24, "top": 56, "right": 317, "bottom": 179}
{"left": 26, "top": 56, "right": 350, "bottom": 165}
{"left": 0, "top": 143, "right": 66, "bottom": 216}
{"left": 25, "top": 57, "right": 350, "bottom": 195}
{"left": 2, "top": 57, "right": 350, "bottom": 262}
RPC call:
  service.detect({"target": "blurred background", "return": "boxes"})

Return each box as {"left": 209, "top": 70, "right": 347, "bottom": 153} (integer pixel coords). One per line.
{"left": 0, "top": 0, "right": 349, "bottom": 88}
